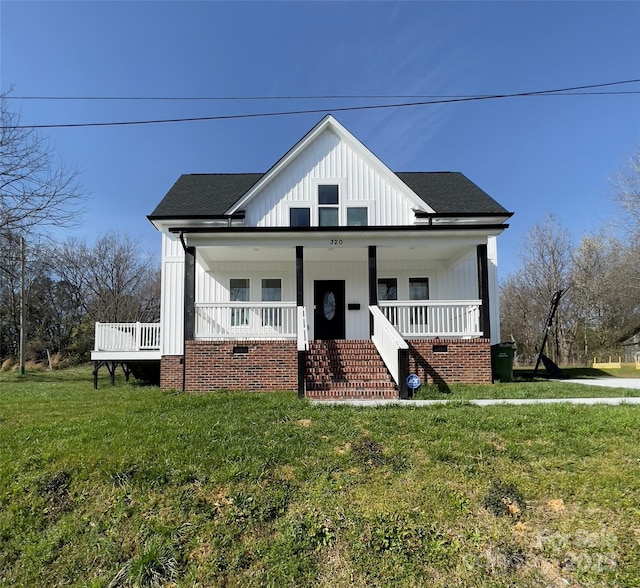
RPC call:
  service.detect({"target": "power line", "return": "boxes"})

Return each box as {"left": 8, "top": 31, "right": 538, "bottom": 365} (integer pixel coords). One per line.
{"left": 5, "top": 78, "right": 640, "bottom": 130}
{"left": 6, "top": 78, "right": 640, "bottom": 101}
{"left": 6, "top": 91, "right": 640, "bottom": 101}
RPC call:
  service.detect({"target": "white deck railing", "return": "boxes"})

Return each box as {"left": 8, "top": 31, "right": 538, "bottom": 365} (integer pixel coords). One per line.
{"left": 195, "top": 301, "right": 298, "bottom": 339}
{"left": 94, "top": 322, "right": 161, "bottom": 351}
{"left": 370, "top": 305, "right": 409, "bottom": 387}
{"left": 379, "top": 300, "right": 482, "bottom": 338}
{"left": 94, "top": 300, "right": 482, "bottom": 351}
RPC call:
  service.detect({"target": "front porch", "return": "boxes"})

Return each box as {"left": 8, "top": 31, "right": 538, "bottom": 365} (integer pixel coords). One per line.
{"left": 93, "top": 299, "right": 489, "bottom": 396}
{"left": 93, "top": 300, "right": 482, "bottom": 350}
{"left": 94, "top": 227, "right": 498, "bottom": 395}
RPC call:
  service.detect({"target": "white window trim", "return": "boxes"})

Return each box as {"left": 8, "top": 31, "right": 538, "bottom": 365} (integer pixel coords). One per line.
{"left": 313, "top": 178, "right": 345, "bottom": 226}
{"left": 261, "top": 277, "right": 283, "bottom": 301}
{"left": 285, "top": 180, "right": 376, "bottom": 227}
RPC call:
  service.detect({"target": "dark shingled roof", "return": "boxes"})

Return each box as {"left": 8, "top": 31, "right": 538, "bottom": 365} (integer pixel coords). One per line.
{"left": 149, "top": 171, "right": 509, "bottom": 219}
{"left": 149, "top": 173, "right": 263, "bottom": 218}
{"left": 396, "top": 172, "right": 510, "bottom": 215}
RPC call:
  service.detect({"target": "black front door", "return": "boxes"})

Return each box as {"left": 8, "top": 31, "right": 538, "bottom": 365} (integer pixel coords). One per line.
{"left": 314, "top": 280, "right": 345, "bottom": 340}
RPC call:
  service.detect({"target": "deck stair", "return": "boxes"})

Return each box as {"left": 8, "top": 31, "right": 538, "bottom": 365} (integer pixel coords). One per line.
{"left": 305, "top": 340, "right": 398, "bottom": 399}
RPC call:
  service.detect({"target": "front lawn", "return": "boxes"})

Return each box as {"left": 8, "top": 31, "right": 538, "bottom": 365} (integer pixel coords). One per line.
{"left": 1, "top": 368, "right": 638, "bottom": 587}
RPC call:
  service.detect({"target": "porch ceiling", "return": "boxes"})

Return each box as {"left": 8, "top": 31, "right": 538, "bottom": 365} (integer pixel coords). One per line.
{"left": 195, "top": 236, "right": 479, "bottom": 268}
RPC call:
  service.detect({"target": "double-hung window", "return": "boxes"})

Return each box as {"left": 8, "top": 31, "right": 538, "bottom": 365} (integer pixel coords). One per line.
{"left": 378, "top": 278, "right": 398, "bottom": 324}
{"left": 378, "top": 278, "right": 398, "bottom": 301}
{"left": 261, "top": 278, "right": 282, "bottom": 327}
{"left": 230, "top": 278, "right": 250, "bottom": 327}
{"left": 318, "top": 184, "right": 339, "bottom": 226}
{"left": 409, "top": 277, "right": 429, "bottom": 328}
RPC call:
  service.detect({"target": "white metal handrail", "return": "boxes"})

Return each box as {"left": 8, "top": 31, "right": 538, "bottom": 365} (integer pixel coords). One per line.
{"left": 369, "top": 305, "right": 408, "bottom": 386}
{"left": 379, "top": 300, "right": 482, "bottom": 338}
{"left": 195, "top": 301, "right": 297, "bottom": 339}
{"left": 94, "top": 322, "right": 161, "bottom": 351}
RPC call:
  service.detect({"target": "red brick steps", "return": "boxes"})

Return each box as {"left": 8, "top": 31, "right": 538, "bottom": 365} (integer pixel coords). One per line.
{"left": 305, "top": 340, "right": 399, "bottom": 400}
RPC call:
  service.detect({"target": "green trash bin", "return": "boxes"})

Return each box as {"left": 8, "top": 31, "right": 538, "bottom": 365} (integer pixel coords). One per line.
{"left": 491, "top": 343, "right": 515, "bottom": 382}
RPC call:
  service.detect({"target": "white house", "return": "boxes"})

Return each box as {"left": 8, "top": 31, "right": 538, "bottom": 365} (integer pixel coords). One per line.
{"left": 92, "top": 115, "right": 512, "bottom": 398}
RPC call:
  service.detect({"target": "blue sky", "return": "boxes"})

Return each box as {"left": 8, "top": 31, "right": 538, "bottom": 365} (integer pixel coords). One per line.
{"left": 1, "top": 1, "right": 639, "bottom": 278}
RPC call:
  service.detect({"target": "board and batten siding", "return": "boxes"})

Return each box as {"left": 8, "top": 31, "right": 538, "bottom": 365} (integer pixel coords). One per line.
{"left": 243, "top": 128, "right": 419, "bottom": 228}
{"left": 160, "top": 234, "right": 185, "bottom": 356}
{"left": 487, "top": 236, "right": 500, "bottom": 345}
{"left": 196, "top": 262, "right": 296, "bottom": 303}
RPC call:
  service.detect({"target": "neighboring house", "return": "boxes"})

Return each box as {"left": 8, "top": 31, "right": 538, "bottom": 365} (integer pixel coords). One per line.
{"left": 619, "top": 325, "right": 640, "bottom": 362}
{"left": 92, "top": 115, "right": 513, "bottom": 398}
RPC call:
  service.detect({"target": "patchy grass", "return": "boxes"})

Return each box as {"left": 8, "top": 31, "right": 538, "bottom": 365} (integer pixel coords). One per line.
{"left": 0, "top": 367, "right": 639, "bottom": 587}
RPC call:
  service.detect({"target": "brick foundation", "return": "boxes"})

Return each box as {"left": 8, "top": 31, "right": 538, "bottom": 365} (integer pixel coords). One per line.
{"left": 161, "top": 338, "right": 490, "bottom": 393}
{"left": 160, "top": 355, "right": 184, "bottom": 391}
{"left": 182, "top": 340, "right": 297, "bottom": 392}
{"left": 406, "top": 338, "right": 492, "bottom": 385}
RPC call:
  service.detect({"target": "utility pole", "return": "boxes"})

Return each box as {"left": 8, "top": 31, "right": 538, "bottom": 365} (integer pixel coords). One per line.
{"left": 19, "top": 236, "right": 25, "bottom": 376}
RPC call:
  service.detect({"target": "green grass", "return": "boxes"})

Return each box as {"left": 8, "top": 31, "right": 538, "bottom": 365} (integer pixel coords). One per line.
{"left": 1, "top": 367, "right": 639, "bottom": 587}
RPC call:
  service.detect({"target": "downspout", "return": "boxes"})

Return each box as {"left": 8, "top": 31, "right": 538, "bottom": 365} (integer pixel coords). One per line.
{"left": 178, "top": 231, "right": 188, "bottom": 392}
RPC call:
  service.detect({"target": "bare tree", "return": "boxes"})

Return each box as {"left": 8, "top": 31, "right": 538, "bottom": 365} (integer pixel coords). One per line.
{"left": 52, "top": 232, "right": 160, "bottom": 358}
{"left": 613, "top": 147, "right": 640, "bottom": 233}
{"left": 0, "top": 95, "right": 84, "bottom": 241}
{"left": 570, "top": 233, "right": 637, "bottom": 360}
{"left": 500, "top": 215, "right": 577, "bottom": 364}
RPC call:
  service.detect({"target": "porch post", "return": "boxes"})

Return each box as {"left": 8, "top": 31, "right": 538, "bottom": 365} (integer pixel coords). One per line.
{"left": 368, "top": 245, "right": 377, "bottom": 337}
{"left": 296, "top": 246, "right": 304, "bottom": 306}
{"left": 296, "top": 246, "right": 305, "bottom": 399}
{"left": 184, "top": 246, "right": 196, "bottom": 341}
{"left": 476, "top": 244, "right": 491, "bottom": 338}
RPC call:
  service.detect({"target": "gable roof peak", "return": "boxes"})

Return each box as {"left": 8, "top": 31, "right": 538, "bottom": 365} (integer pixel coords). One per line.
{"left": 225, "top": 114, "right": 429, "bottom": 214}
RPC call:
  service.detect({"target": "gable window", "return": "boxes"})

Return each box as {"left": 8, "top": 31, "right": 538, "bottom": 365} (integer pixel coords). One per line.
{"left": 230, "top": 278, "right": 250, "bottom": 326}
{"left": 318, "top": 184, "right": 339, "bottom": 226}
{"left": 318, "top": 184, "right": 339, "bottom": 204}
{"left": 290, "top": 207, "right": 310, "bottom": 227}
{"left": 347, "top": 207, "right": 368, "bottom": 226}
{"left": 261, "top": 278, "right": 282, "bottom": 326}
{"left": 319, "top": 207, "right": 339, "bottom": 226}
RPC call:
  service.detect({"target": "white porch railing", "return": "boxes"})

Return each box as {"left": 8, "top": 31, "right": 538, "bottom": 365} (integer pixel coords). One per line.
{"left": 379, "top": 300, "right": 482, "bottom": 338}
{"left": 370, "top": 305, "right": 409, "bottom": 389}
{"left": 94, "top": 322, "right": 161, "bottom": 351}
{"left": 195, "top": 301, "right": 298, "bottom": 339}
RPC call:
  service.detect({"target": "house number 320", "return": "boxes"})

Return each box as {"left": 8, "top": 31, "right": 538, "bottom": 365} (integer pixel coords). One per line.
{"left": 329, "top": 239, "right": 343, "bottom": 246}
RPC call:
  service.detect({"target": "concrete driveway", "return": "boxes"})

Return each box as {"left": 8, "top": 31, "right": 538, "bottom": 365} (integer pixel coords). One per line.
{"left": 562, "top": 378, "right": 640, "bottom": 389}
